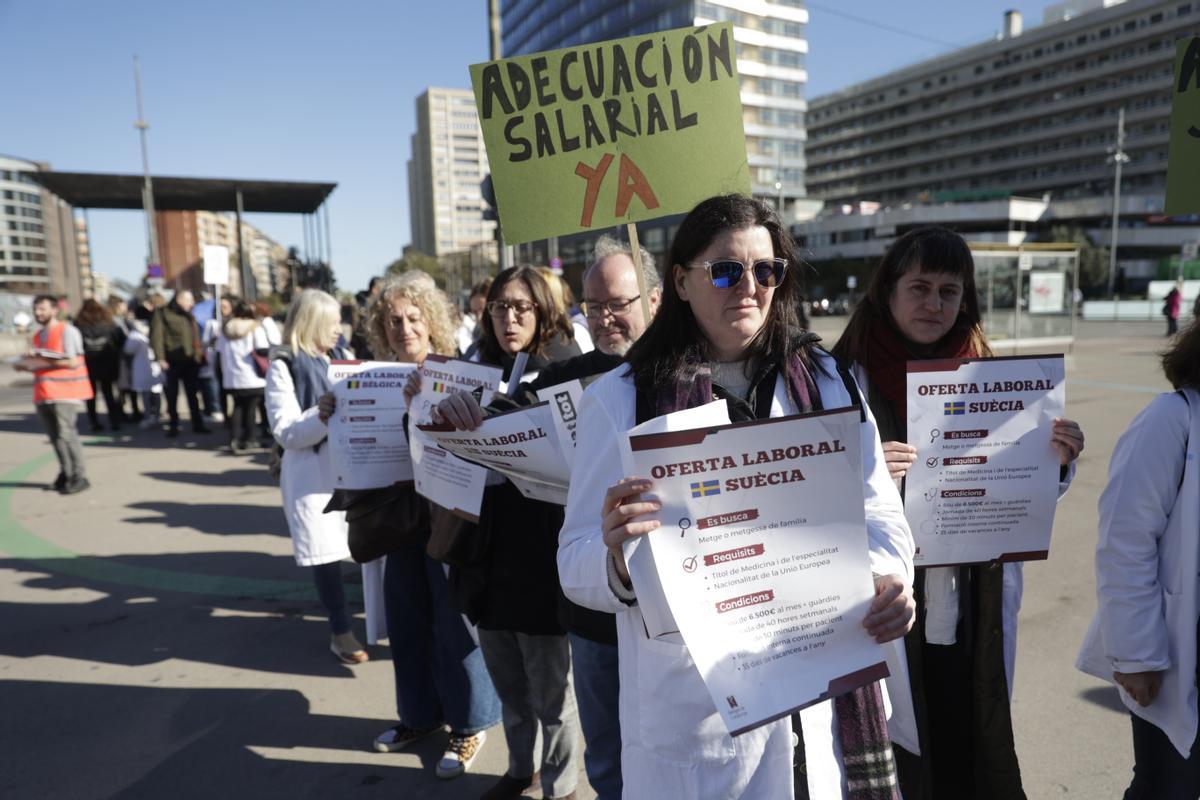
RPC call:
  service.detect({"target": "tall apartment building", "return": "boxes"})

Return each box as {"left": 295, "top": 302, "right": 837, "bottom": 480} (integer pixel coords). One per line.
{"left": 407, "top": 87, "right": 498, "bottom": 258}
{"left": 0, "top": 154, "right": 90, "bottom": 308}
{"left": 156, "top": 209, "right": 285, "bottom": 297}
{"left": 500, "top": 0, "right": 809, "bottom": 213}
{"left": 799, "top": 0, "right": 1195, "bottom": 285}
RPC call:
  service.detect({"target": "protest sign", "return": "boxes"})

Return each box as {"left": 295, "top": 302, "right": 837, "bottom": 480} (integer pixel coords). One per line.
{"left": 626, "top": 407, "right": 887, "bottom": 736}
{"left": 905, "top": 354, "right": 1065, "bottom": 566}
{"left": 419, "top": 401, "right": 572, "bottom": 505}
{"left": 409, "top": 354, "right": 504, "bottom": 521}
{"left": 470, "top": 22, "right": 750, "bottom": 245}
{"left": 1166, "top": 37, "right": 1200, "bottom": 214}
{"left": 327, "top": 360, "right": 416, "bottom": 489}
{"left": 535, "top": 379, "right": 583, "bottom": 469}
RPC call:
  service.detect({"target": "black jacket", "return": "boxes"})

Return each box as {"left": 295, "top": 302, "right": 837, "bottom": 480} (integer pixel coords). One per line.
{"left": 449, "top": 335, "right": 584, "bottom": 634}
{"left": 493, "top": 348, "right": 625, "bottom": 644}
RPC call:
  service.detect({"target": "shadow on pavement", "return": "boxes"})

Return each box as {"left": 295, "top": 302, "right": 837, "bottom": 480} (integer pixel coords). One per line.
{"left": 0, "top": 555, "right": 366, "bottom": 678}
{"left": 142, "top": 469, "right": 277, "bottom": 488}
{"left": 123, "top": 502, "right": 289, "bottom": 537}
{"left": 0, "top": 679, "right": 492, "bottom": 799}
{"left": 1080, "top": 685, "right": 1128, "bottom": 715}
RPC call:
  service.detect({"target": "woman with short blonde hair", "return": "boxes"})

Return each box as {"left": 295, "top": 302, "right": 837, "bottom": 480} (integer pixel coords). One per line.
{"left": 267, "top": 289, "right": 367, "bottom": 664}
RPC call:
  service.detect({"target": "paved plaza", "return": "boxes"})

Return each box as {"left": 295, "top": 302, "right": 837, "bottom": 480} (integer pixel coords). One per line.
{"left": 0, "top": 320, "right": 1177, "bottom": 798}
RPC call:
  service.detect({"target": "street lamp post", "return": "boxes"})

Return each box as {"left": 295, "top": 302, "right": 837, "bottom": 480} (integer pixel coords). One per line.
{"left": 1106, "top": 107, "right": 1129, "bottom": 299}
{"left": 132, "top": 56, "right": 160, "bottom": 276}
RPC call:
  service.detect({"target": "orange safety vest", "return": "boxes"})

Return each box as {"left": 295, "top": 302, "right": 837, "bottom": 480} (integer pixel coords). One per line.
{"left": 31, "top": 321, "right": 94, "bottom": 403}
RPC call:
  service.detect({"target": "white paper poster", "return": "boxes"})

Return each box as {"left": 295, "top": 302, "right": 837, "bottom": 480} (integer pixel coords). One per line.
{"left": 905, "top": 355, "right": 1065, "bottom": 566}
{"left": 419, "top": 401, "right": 573, "bottom": 505}
{"left": 327, "top": 360, "right": 416, "bottom": 489}
{"left": 536, "top": 379, "right": 584, "bottom": 469}
{"left": 408, "top": 354, "right": 503, "bottom": 521}
{"left": 202, "top": 244, "right": 230, "bottom": 286}
{"left": 626, "top": 408, "right": 888, "bottom": 736}
{"left": 1029, "top": 272, "right": 1065, "bottom": 314}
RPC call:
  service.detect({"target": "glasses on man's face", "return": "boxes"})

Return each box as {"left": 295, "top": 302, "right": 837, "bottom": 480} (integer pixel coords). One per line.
{"left": 486, "top": 299, "right": 537, "bottom": 319}
{"left": 581, "top": 295, "right": 641, "bottom": 320}
{"left": 688, "top": 258, "right": 787, "bottom": 289}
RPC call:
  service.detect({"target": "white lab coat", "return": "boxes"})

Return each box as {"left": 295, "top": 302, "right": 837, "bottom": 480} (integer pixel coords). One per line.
{"left": 265, "top": 358, "right": 350, "bottom": 567}
{"left": 558, "top": 352, "right": 914, "bottom": 800}
{"left": 1077, "top": 388, "right": 1200, "bottom": 757}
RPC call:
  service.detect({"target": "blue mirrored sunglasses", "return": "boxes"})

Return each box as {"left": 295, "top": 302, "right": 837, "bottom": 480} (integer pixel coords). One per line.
{"left": 690, "top": 258, "right": 787, "bottom": 289}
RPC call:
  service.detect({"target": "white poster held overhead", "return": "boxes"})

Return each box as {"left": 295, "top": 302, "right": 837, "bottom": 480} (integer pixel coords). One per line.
{"left": 408, "top": 354, "right": 503, "bottom": 521}
{"left": 327, "top": 360, "right": 416, "bottom": 489}
{"left": 1028, "top": 272, "right": 1065, "bottom": 314}
{"left": 419, "top": 401, "right": 572, "bottom": 505}
{"left": 625, "top": 407, "right": 888, "bottom": 736}
{"left": 905, "top": 354, "right": 1065, "bottom": 566}
{"left": 203, "top": 244, "right": 230, "bottom": 286}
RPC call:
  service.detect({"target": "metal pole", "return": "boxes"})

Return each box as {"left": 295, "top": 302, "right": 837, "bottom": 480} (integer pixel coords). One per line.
{"left": 235, "top": 189, "right": 253, "bottom": 301}
{"left": 315, "top": 204, "right": 326, "bottom": 290}
{"left": 322, "top": 202, "right": 333, "bottom": 292}
{"left": 133, "top": 56, "right": 160, "bottom": 270}
{"left": 1106, "top": 108, "right": 1127, "bottom": 299}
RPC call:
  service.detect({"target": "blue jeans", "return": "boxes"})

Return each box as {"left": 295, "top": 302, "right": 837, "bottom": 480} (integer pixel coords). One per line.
{"left": 311, "top": 562, "right": 352, "bottom": 635}
{"left": 198, "top": 373, "right": 220, "bottom": 416}
{"left": 385, "top": 547, "right": 500, "bottom": 734}
{"left": 569, "top": 633, "right": 623, "bottom": 800}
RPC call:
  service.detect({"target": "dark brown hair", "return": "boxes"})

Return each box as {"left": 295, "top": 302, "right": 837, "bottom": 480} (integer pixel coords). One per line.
{"left": 833, "top": 226, "right": 992, "bottom": 365}
{"left": 477, "top": 266, "right": 573, "bottom": 363}
{"left": 74, "top": 298, "right": 113, "bottom": 327}
{"left": 624, "top": 194, "right": 808, "bottom": 389}
{"left": 1163, "top": 320, "right": 1200, "bottom": 391}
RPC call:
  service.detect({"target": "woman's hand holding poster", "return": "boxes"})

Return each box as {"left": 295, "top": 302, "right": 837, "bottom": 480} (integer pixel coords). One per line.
{"left": 905, "top": 354, "right": 1065, "bottom": 566}
{"left": 327, "top": 360, "right": 417, "bottom": 489}
{"left": 625, "top": 407, "right": 888, "bottom": 736}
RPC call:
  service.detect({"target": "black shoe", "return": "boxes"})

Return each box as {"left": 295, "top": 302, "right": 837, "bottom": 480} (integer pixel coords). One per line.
{"left": 479, "top": 772, "right": 540, "bottom": 800}
{"left": 193, "top": 425, "right": 212, "bottom": 434}
{"left": 166, "top": 426, "right": 180, "bottom": 438}
{"left": 50, "top": 473, "right": 67, "bottom": 491}
{"left": 60, "top": 476, "right": 90, "bottom": 495}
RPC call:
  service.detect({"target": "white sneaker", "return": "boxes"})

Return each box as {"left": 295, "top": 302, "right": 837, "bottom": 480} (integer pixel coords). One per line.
{"left": 436, "top": 730, "right": 486, "bottom": 779}
{"left": 207, "top": 412, "right": 225, "bottom": 423}
{"left": 372, "top": 723, "right": 442, "bottom": 753}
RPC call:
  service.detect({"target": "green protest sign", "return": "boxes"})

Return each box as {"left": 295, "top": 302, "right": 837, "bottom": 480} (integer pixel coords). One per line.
{"left": 1165, "top": 37, "right": 1200, "bottom": 214}
{"left": 470, "top": 23, "right": 750, "bottom": 245}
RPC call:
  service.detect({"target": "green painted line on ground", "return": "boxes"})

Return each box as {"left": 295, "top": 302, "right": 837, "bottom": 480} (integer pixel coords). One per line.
{"left": 0, "top": 443, "right": 364, "bottom": 603}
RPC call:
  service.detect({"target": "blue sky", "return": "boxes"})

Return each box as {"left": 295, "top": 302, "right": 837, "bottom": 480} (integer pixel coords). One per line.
{"left": 0, "top": 0, "right": 1053, "bottom": 293}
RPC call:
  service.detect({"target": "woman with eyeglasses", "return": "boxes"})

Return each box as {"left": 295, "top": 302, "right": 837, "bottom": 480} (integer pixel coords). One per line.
{"left": 832, "top": 227, "right": 1084, "bottom": 799}
{"left": 441, "top": 266, "right": 585, "bottom": 800}
{"left": 559, "top": 195, "right": 915, "bottom": 799}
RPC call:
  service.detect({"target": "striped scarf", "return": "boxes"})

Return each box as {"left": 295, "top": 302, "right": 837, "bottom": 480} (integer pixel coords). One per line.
{"left": 658, "top": 352, "right": 900, "bottom": 800}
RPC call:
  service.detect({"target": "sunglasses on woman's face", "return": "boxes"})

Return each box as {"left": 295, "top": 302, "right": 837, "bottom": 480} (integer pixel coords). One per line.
{"left": 688, "top": 258, "right": 787, "bottom": 289}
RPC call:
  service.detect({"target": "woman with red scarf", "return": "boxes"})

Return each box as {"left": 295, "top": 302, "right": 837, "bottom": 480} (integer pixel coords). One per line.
{"left": 833, "top": 227, "right": 1084, "bottom": 799}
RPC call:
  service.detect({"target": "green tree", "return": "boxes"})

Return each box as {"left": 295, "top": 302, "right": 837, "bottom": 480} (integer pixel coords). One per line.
{"left": 1044, "top": 226, "right": 1109, "bottom": 295}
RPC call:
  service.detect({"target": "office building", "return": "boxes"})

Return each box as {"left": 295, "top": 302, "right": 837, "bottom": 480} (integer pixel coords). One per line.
{"left": 156, "top": 210, "right": 286, "bottom": 298}
{"left": 0, "top": 154, "right": 90, "bottom": 308}
{"left": 500, "top": 0, "right": 809, "bottom": 212}
{"left": 799, "top": 0, "right": 1195, "bottom": 287}
{"left": 407, "top": 87, "right": 499, "bottom": 258}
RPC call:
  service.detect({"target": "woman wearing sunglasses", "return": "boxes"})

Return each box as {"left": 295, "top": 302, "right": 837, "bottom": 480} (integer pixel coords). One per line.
{"left": 832, "top": 227, "right": 1084, "bottom": 799}
{"left": 559, "top": 195, "right": 915, "bottom": 799}
{"left": 444, "top": 265, "right": 585, "bottom": 800}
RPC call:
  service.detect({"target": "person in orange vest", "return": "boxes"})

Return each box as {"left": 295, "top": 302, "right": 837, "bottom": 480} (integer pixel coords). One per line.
{"left": 15, "top": 295, "right": 93, "bottom": 494}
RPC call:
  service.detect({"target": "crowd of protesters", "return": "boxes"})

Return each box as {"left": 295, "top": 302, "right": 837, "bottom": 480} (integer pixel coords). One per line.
{"left": 16, "top": 192, "right": 1200, "bottom": 799}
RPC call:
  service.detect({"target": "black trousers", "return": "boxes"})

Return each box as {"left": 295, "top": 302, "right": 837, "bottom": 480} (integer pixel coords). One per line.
{"left": 227, "top": 388, "right": 263, "bottom": 445}
{"left": 1124, "top": 621, "right": 1200, "bottom": 799}
{"left": 86, "top": 375, "right": 123, "bottom": 429}
{"left": 164, "top": 360, "right": 203, "bottom": 430}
